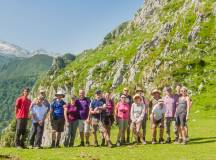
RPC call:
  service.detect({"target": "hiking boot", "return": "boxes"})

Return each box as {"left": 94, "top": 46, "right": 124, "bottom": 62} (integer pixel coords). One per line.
{"left": 116, "top": 140, "right": 121, "bottom": 147}
{"left": 78, "top": 141, "right": 85, "bottom": 147}
{"left": 101, "top": 138, "right": 105, "bottom": 146}
{"left": 107, "top": 141, "right": 113, "bottom": 148}
{"left": 94, "top": 141, "right": 99, "bottom": 147}
{"left": 166, "top": 137, "right": 171, "bottom": 144}
{"left": 174, "top": 138, "right": 179, "bottom": 144}
{"left": 181, "top": 140, "right": 187, "bottom": 145}
{"left": 178, "top": 138, "right": 183, "bottom": 144}
{"left": 50, "top": 140, "right": 55, "bottom": 148}
{"left": 85, "top": 141, "right": 90, "bottom": 147}
{"left": 142, "top": 137, "right": 147, "bottom": 145}
{"left": 56, "top": 140, "right": 60, "bottom": 148}
{"left": 137, "top": 137, "right": 141, "bottom": 143}
{"left": 28, "top": 145, "right": 34, "bottom": 149}
{"left": 152, "top": 138, "right": 157, "bottom": 144}
{"left": 159, "top": 138, "right": 165, "bottom": 144}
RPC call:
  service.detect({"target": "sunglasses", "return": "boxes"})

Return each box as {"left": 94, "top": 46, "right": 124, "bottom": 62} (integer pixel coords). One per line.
{"left": 121, "top": 97, "right": 127, "bottom": 99}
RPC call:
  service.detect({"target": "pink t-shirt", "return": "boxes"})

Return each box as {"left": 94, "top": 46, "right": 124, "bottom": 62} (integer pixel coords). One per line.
{"left": 116, "top": 102, "right": 130, "bottom": 120}
{"left": 163, "top": 95, "right": 177, "bottom": 118}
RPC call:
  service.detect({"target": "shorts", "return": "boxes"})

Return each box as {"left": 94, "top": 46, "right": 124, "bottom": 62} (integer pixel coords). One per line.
{"left": 151, "top": 118, "right": 164, "bottom": 128}
{"left": 91, "top": 118, "right": 106, "bottom": 133}
{"left": 103, "top": 115, "right": 115, "bottom": 126}
{"left": 175, "top": 113, "right": 186, "bottom": 127}
{"left": 118, "top": 119, "right": 128, "bottom": 131}
{"left": 78, "top": 120, "right": 90, "bottom": 133}
{"left": 51, "top": 118, "right": 65, "bottom": 132}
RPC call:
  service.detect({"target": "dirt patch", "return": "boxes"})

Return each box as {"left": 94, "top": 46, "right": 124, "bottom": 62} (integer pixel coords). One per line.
{"left": 0, "top": 155, "right": 20, "bottom": 160}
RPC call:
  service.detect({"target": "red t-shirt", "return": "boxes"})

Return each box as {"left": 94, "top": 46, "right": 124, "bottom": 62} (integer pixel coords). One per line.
{"left": 15, "top": 96, "right": 31, "bottom": 119}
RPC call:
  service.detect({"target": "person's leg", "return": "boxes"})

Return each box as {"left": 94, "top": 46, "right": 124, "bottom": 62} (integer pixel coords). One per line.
{"left": 173, "top": 118, "right": 179, "bottom": 142}
{"left": 142, "top": 117, "right": 147, "bottom": 142}
{"left": 122, "top": 120, "right": 128, "bottom": 144}
{"left": 152, "top": 124, "right": 157, "bottom": 144}
{"left": 180, "top": 114, "right": 187, "bottom": 144}
{"left": 84, "top": 121, "right": 90, "bottom": 145}
{"left": 136, "top": 122, "right": 143, "bottom": 143}
{"left": 126, "top": 121, "right": 130, "bottom": 143}
{"left": 69, "top": 121, "right": 79, "bottom": 147}
{"left": 64, "top": 124, "right": 71, "bottom": 147}
{"left": 78, "top": 120, "right": 85, "bottom": 146}
{"left": 20, "top": 119, "right": 28, "bottom": 148}
{"left": 35, "top": 124, "right": 44, "bottom": 147}
{"left": 92, "top": 120, "right": 98, "bottom": 146}
{"left": 29, "top": 123, "right": 37, "bottom": 147}
{"left": 51, "top": 130, "right": 56, "bottom": 147}
{"left": 159, "top": 121, "right": 165, "bottom": 144}
{"left": 165, "top": 117, "right": 171, "bottom": 143}
{"left": 56, "top": 132, "right": 61, "bottom": 147}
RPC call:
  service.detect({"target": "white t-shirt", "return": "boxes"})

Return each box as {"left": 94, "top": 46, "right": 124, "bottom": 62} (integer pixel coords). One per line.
{"left": 152, "top": 104, "right": 165, "bottom": 121}
{"left": 31, "top": 104, "right": 48, "bottom": 123}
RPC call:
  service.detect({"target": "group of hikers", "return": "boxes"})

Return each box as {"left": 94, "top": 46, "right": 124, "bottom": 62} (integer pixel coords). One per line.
{"left": 15, "top": 84, "right": 192, "bottom": 149}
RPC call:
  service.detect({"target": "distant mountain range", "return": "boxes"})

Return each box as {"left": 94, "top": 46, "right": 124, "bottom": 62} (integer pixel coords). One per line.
{"left": 0, "top": 41, "right": 54, "bottom": 131}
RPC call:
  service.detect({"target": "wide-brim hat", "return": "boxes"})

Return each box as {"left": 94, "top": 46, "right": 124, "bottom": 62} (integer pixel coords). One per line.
{"left": 136, "top": 87, "right": 144, "bottom": 92}
{"left": 133, "top": 94, "right": 142, "bottom": 100}
{"left": 151, "top": 89, "right": 161, "bottom": 95}
{"left": 39, "top": 88, "right": 46, "bottom": 93}
{"left": 158, "top": 99, "right": 164, "bottom": 103}
{"left": 55, "top": 91, "right": 65, "bottom": 97}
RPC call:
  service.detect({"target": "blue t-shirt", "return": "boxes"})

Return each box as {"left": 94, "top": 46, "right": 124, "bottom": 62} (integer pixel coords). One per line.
{"left": 51, "top": 99, "right": 66, "bottom": 119}
{"left": 90, "top": 98, "right": 106, "bottom": 120}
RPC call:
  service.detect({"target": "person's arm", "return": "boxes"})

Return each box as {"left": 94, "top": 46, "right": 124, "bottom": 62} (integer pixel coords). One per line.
{"left": 64, "top": 105, "right": 69, "bottom": 125}
{"left": 130, "top": 104, "right": 135, "bottom": 123}
{"left": 138, "top": 104, "right": 146, "bottom": 122}
{"left": 114, "top": 103, "right": 119, "bottom": 122}
{"left": 186, "top": 97, "right": 190, "bottom": 120}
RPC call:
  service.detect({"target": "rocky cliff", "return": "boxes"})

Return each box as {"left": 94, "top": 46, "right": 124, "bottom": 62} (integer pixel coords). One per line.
{"left": 30, "top": 0, "right": 216, "bottom": 146}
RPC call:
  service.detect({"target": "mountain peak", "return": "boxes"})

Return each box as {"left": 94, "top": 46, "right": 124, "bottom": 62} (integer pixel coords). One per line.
{"left": 0, "top": 40, "right": 31, "bottom": 57}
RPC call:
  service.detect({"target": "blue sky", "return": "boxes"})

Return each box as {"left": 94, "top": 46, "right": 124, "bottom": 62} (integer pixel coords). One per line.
{"left": 0, "top": 0, "right": 143, "bottom": 54}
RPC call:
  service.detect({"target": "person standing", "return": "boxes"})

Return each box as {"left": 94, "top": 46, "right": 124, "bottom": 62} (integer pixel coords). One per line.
{"left": 130, "top": 94, "right": 146, "bottom": 144}
{"left": 103, "top": 92, "right": 115, "bottom": 145}
{"left": 89, "top": 90, "right": 112, "bottom": 147}
{"left": 122, "top": 87, "right": 133, "bottom": 143}
{"left": 29, "top": 96, "right": 48, "bottom": 149}
{"left": 135, "top": 87, "right": 149, "bottom": 144}
{"left": 115, "top": 94, "right": 130, "bottom": 146}
{"left": 64, "top": 96, "right": 80, "bottom": 147}
{"left": 77, "top": 89, "right": 91, "bottom": 147}
{"left": 15, "top": 87, "right": 31, "bottom": 149}
{"left": 39, "top": 88, "right": 50, "bottom": 113}
{"left": 149, "top": 89, "right": 162, "bottom": 115}
{"left": 163, "top": 86, "right": 178, "bottom": 143}
{"left": 175, "top": 87, "right": 191, "bottom": 145}
{"left": 50, "top": 91, "right": 66, "bottom": 148}
{"left": 150, "top": 99, "right": 165, "bottom": 144}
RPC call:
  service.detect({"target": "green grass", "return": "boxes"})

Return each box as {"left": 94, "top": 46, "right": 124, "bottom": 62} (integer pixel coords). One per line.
{"left": 0, "top": 108, "right": 216, "bottom": 160}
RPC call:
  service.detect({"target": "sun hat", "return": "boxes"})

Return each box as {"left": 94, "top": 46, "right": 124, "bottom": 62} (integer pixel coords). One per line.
{"left": 39, "top": 88, "right": 46, "bottom": 93}
{"left": 151, "top": 89, "right": 161, "bottom": 95}
{"left": 158, "top": 99, "right": 164, "bottom": 104}
{"left": 55, "top": 90, "right": 65, "bottom": 97}
{"left": 136, "top": 87, "right": 144, "bottom": 93}
{"left": 133, "top": 94, "right": 142, "bottom": 100}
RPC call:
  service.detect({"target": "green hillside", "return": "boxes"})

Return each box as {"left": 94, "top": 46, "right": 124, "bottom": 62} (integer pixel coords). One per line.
{"left": 0, "top": 0, "right": 215, "bottom": 159}
{"left": 0, "top": 54, "right": 53, "bottom": 130}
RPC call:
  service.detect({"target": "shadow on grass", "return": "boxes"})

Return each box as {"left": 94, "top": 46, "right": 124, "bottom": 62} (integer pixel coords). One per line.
{"left": 189, "top": 137, "right": 216, "bottom": 144}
